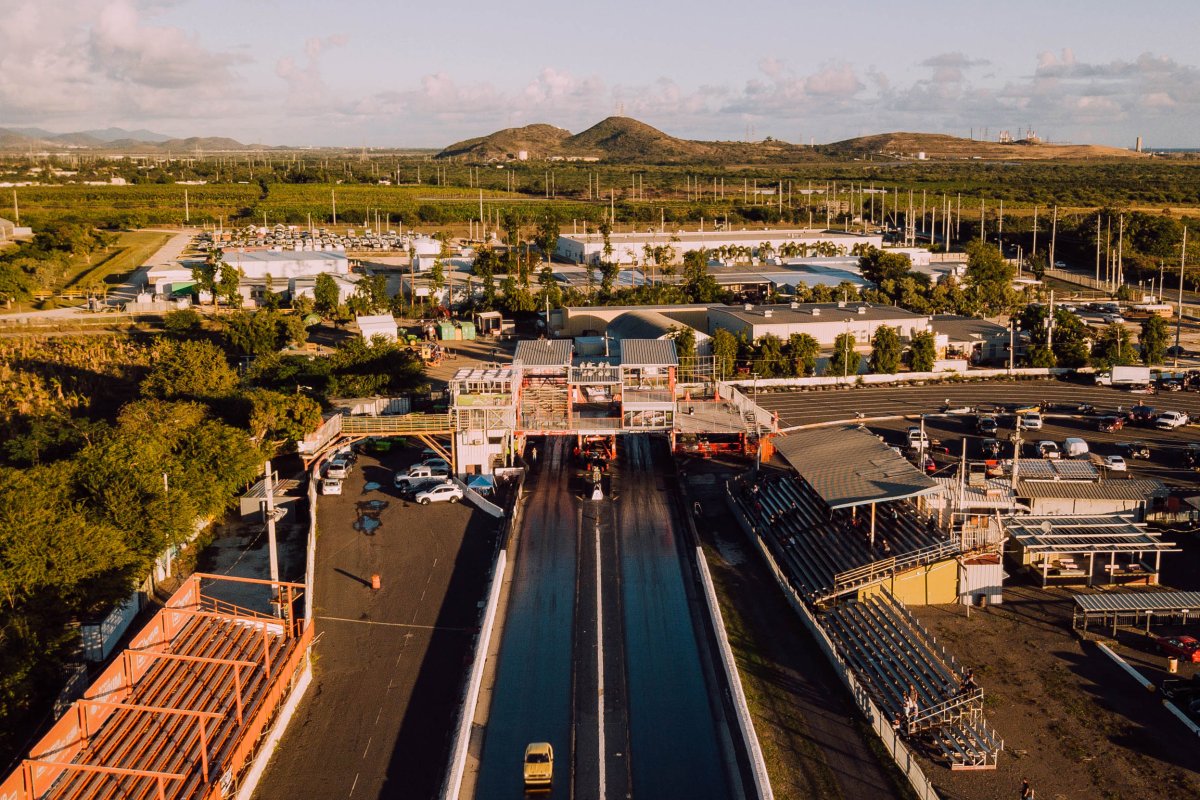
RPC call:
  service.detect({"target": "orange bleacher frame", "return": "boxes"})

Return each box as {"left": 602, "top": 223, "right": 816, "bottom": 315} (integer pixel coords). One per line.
{"left": 0, "top": 573, "right": 312, "bottom": 800}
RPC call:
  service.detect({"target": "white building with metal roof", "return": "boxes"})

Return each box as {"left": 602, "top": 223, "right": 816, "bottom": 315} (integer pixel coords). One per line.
{"left": 708, "top": 302, "right": 932, "bottom": 345}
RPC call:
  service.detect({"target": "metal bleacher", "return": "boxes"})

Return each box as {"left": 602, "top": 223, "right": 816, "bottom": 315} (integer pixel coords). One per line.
{"left": 3, "top": 574, "right": 311, "bottom": 800}
{"left": 822, "top": 593, "right": 1003, "bottom": 770}
{"left": 729, "top": 472, "right": 959, "bottom": 602}
{"left": 726, "top": 469, "right": 1001, "bottom": 770}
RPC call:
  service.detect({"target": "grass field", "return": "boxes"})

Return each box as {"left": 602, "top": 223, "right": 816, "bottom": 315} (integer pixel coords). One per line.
{"left": 63, "top": 229, "right": 171, "bottom": 290}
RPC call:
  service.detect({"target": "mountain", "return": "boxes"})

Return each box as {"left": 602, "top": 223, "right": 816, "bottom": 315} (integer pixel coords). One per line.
{"left": 81, "top": 127, "right": 172, "bottom": 143}
{"left": 437, "top": 116, "right": 819, "bottom": 163}
{"left": 0, "top": 128, "right": 257, "bottom": 152}
{"left": 821, "top": 131, "right": 1145, "bottom": 161}
{"left": 437, "top": 123, "right": 572, "bottom": 160}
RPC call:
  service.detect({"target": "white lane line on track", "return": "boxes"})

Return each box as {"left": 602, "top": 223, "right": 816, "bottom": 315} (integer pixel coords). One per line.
{"left": 349, "top": 772, "right": 359, "bottom": 796}
{"left": 595, "top": 509, "right": 607, "bottom": 800}
{"left": 363, "top": 736, "right": 372, "bottom": 759}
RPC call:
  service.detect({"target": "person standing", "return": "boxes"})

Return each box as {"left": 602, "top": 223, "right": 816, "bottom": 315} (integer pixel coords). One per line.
{"left": 1020, "top": 778, "right": 1034, "bottom": 799}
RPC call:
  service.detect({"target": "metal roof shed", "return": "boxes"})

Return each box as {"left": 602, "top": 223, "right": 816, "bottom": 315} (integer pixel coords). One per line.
{"left": 1004, "top": 515, "right": 1178, "bottom": 588}
{"left": 1073, "top": 590, "right": 1200, "bottom": 633}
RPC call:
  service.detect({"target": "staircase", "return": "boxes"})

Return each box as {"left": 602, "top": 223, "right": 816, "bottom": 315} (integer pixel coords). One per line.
{"left": 520, "top": 380, "right": 569, "bottom": 430}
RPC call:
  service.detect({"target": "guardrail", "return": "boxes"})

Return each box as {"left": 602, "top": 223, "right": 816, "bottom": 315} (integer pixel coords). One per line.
{"left": 695, "top": 548, "right": 774, "bottom": 800}
{"left": 442, "top": 550, "right": 507, "bottom": 800}
{"left": 726, "top": 482, "right": 941, "bottom": 800}
{"left": 727, "top": 366, "right": 1072, "bottom": 394}
{"left": 341, "top": 413, "right": 454, "bottom": 435}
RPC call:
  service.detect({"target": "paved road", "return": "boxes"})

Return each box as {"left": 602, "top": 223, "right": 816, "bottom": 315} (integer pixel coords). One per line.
{"left": 256, "top": 449, "right": 498, "bottom": 800}
{"left": 475, "top": 434, "right": 734, "bottom": 799}
{"left": 475, "top": 437, "right": 579, "bottom": 800}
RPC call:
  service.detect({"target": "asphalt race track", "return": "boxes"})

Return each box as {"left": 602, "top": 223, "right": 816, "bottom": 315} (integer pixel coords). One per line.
{"left": 474, "top": 434, "right": 732, "bottom": 799}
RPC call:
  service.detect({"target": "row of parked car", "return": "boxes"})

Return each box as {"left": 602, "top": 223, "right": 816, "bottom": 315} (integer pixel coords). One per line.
{"left": 393, "top": 456, "right": 463, "bottom": 504}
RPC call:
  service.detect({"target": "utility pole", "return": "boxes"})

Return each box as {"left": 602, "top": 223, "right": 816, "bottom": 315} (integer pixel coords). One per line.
{"left": 1176, "top": 227, "right": 1187, "bottom": 367}
{"left": 1031, "top": 205, "right": 1038, "bottom": 262}
{"left": 1049, "top": 205, "right": 1058, "bottom": 274}
{"left": 264, "top": 460, "right": 281, "bottom": 616}
{"left": 1047, "top": 289, "right": 1055, "bottom": 351}
{"left": 12, "top": 189, "right": 18, "bottom": 226}
{"left": 1117, "top": 214, "right": 1125, "bottom": 293}
{"left": 1095, "top": 214, "right": 1102, "bottom": 283}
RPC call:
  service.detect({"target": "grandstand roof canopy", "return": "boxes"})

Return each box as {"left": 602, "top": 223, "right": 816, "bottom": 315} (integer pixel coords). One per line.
{"left": 1004, "top": 515, "right": 1178, "bottom": 555}
{"left": 1075, "top": 591, "right": 1200, "bottom": 615}
{"left": 774, "top": 426, "right": 938, "bottom": 509}
{"left": 1015, "top": 478, "right": 1166, "bottom": 501}
{"left": 618, "top": 338, "right": 678, "bottom": 366}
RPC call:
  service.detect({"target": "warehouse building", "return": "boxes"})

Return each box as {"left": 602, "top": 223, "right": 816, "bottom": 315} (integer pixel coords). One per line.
{"left": 606, "top": 309, "right": 712, "bottom": 355}
{"left": 555, "top": 228, "right": 883, "bottom": 266}
{"left": 708, "top": 302, "right": 931, "bottom": 345}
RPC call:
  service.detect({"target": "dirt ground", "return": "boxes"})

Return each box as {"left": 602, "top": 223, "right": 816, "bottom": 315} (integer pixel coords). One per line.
{"left": 909, "top": 536, "right": 1200, "bottom": 800}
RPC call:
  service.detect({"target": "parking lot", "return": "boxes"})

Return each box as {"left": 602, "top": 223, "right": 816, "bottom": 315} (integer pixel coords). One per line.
{"left": 256, "top": 445, "right": 499, "bottom": 800}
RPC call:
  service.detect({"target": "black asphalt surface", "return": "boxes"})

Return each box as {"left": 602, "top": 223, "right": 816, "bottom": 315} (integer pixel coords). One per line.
{"left": 616, "top": 435, "right": 730, "bottom": 800}
{"left": 757, "top": 379, "right": 1200, "bottom": 486}
{"left": 475, "top": 434, "right": 733, "bottom": 800}
{"left": 255, "top": 449, "right": 497, "bottom": 800}
{"left": 475, "top": 437, "right": 578, "bottom": 800}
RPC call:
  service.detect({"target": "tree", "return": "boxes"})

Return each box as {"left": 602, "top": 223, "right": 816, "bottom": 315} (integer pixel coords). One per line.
{"left": 785, "top": 333, "right": 820, "bottom": 377}
{"left": 191, "top": 258, "right": 218, "bottom": 307}
{"left": 1140, "top": 313, "right": 1170, "bottom": 365}
{"left": 964, "top": 239, "right": 1018, "bottom": 314}
{"left": 217, "top": 262, "right": 243, "bottom": 311}
{"left": 1091, "top": 323, "right": 1137, "bottom": 368}
{"left": 474, "top": 246, "right": 499, "bottom": 308}
{"left": 141, "top": 339, "right": 237, "bottom": 400}
{"left": 162, "top": 308, "right": 203, "bottom": 338}
{"left": 291, "top": 292, "right": 314, "bottom": 317}
{"left": 829, "top": 332, "right": 861, "bottom": 377}
{"left": 429, "top": 259, "right": 446, "bottom": 304}
{"left": 243, "top": 389, "right": 323, "bottom": 447}
{"left": 908, "top": 330, "right": 937, "bottom": 373}
{"left": 869, "top": 325, "right": 902, "bottom": 374}
{"left": 859, "top": 247, "right": 913, "bottom": 287}
{"left": 753, "top": 334, "right": 785, "bottom": 377}
{"left": 313, "top": 273, "right": 340, "bottom": 318}
{"left": 711, "top": 328, "right": 738, "bottom": 379}
{"left": 534, "top": 212, "right": 561, "bottom": 270}
{"left": 222, "top": 310, "right": 282, "bottom": 357}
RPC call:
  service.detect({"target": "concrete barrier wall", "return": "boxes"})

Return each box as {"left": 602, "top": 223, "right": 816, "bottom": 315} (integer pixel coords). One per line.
{"left": 725, "top": 366, "right": 1071, "bottom": 392}
{"left": 695, "top": 547, "right": 774, "bottom": 800}
{"left": 725, "top": 486, "right": 941, "bottom": 800}
{"left": 442, "top": 548, "right": 508, "bottom": 800}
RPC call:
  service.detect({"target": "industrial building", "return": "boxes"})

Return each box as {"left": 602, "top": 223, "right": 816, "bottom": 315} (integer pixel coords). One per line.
{"left": 708, "top": 302, "right": 931, "bottom": 346}
{"left": 149, "top": 250, "right": 352, "bottom": 304}
{"left": 555, "top": 228, "right": 883, "bottom": 266}
{"left": 605, "top": 309, "right": 712, "bottom": 355}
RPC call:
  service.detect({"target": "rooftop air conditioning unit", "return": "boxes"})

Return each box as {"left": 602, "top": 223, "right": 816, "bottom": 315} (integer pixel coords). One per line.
{"left": 857, "top": 306, "right": 867, "bottom": 314}
{"left": 763, "top": 310, "right": 773, "bottom": 318}
{"left": 812, "top": 308, "right": 821, "bottom": 316}
{"left": 744, "top": 303, "right": 753, "bottom": 311}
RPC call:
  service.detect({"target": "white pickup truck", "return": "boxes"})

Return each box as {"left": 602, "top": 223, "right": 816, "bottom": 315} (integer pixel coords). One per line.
{"left": 393, "top": 463, "right": 450, "bottom": 488}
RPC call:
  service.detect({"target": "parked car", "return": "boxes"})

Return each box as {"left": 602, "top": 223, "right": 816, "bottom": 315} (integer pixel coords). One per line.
{"left": 1157, "top": 411, "right": 1190, "bottom": 430}
{"left": 1038, "top": 441, "right": 1061, "bottom": 459}
{"left": 1103, "top": 313, "right": 1126, "bottom": 324}
{"left": 399, "top": 477, "right": 448, "bottom": 499}
{"left": 906, "top": 427, "right": 929, "bottom": 447}
{"left": 1063, "top": 437, "right": 1089, "bottom": 458}
{"left": 320, "top": 477, "right": 343, "bottom": 496}
{"left": 1119, "top": 441, "right": 1151, "bottom": 460}
{"left": 1161, "top": 379, "right": 1184, "bottom": 393}
{"left": 976, "top": 416, "right": 999, "bottom": 436}
{"left": 1012, "top": 403, "right": 1041, "bottom": 415}
{"left": 415, "top": 483, "right": 464, "bottom": 505}
{"left": 1156, "top": 635, "right": 1200, "bottom": 663}
{"left": 420, "top": 456, "right": 452, "bottom": 472}
{"left": 1103, "top": 455, "right": 1128, "bottom": 472}
{"left": 1097, "top": 415, "right": 1125, "bottom": 432}
{"left": 394, "top": 463, "right": 450, "bottom": 488}
{"left": 1129, "top": 405, "right": 1157, "bottom": 425}
{"left": 1020, "top": 412, "right": 1043, "bottom": 431}
{"left": 326, "top": 457, "right": 351, "bottom": 480}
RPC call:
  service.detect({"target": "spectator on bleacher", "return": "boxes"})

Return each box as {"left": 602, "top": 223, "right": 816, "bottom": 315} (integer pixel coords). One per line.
{"left": 960, "top": 668, "right": 977, "bottom": 696}
{"left": 881, "top": 538, "right": 892, "bottom": 556}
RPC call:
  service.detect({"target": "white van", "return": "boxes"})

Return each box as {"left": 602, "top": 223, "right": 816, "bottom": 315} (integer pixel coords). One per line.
{"left": 1063, "top": 437, "right": 1089, "bottom": 458}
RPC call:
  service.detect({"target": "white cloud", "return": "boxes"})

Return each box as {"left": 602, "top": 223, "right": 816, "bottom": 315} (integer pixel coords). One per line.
{"left": 0, "top": 0, "right": 249, "bottom": 129}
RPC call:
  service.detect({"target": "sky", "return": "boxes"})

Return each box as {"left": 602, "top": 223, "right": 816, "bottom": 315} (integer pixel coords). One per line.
{"left": 2, "top": 0, "right": 1199, "bottom": 148}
